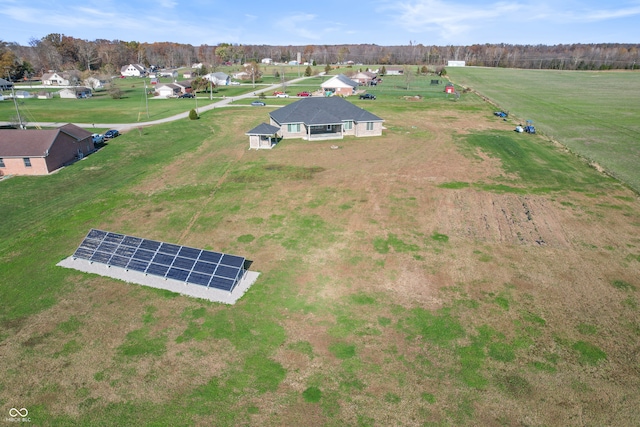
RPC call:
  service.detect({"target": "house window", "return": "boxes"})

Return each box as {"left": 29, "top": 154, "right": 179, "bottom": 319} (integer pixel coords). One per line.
{"left": 287, "top": 123, "right": 300, "bottom": 133}
{"left": 366, "top": 122, "right": 374, "bottom": 131}
{"left": 0, "top": 158, "right": 4, "bottom": 168}
{"left": 23, "top": 157, "right": 31, "bottom": 167}
{"left": 344, "top": 121, "right": 353, "bottom": 130}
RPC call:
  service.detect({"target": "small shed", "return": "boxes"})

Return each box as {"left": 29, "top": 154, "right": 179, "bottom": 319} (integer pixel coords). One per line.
{"left": 246, "top": 123, "right": 280, "bottom": 149}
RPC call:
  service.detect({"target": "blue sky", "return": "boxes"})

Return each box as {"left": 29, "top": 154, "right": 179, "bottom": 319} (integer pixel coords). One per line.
{"left": 1, "top": 0, "right": 639, "bottom": 46}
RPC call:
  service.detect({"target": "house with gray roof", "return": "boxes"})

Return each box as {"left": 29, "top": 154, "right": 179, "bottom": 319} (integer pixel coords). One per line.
{"left": 0, "top": 124, "right": 94, "bottom": 176}
{"left": 320, "top": 74, "right": 359, "bottom": 97}
{"left": 265, "top": 97, "right": 383, "bottom": 142}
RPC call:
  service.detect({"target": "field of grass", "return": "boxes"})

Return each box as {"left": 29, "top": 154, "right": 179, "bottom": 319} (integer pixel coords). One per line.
{"left": 447, "top": 67, "right": 640, "bottom": 193}
{"left": 1, "top": 73, "right": 639, "bottom": 425}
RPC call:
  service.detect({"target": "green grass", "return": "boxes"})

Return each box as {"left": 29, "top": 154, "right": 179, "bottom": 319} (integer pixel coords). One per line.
{"left": 447, "top": 67, "right": 640, "bottom": 193}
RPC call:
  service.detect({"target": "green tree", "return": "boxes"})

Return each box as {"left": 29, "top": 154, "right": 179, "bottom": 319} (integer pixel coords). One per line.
{"left": 380, "top": 66, "right": 387, "bottom": 76}
{"left": 189, "top": 109, "right": 199, "bottom": 120}
{"left": 304, "top": 65, "right": 313, "bottom": 77}
{"left": 324, "top": 64, "right": 332, "bottom": 74}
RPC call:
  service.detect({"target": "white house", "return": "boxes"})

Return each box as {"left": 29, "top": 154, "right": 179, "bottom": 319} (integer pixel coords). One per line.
{"left": 447, "top": 61, "right": 466, "bottom": 67}
{"left": 120, "top": 64, "right": 147, "bottom": 77}
{"left": 261, "top": 58, "right": 273, "bottom": 64}
{"left": 83, "top": 77, "right": 105, "bottom": 90}
{"left": 320, "top": 74, "right": 359, "bottom": 97}
{"left": 203, "top": 72, "right": 230, "bottom": 86}
{"left": 42, "top": 72, "right": 70, "bottom": 86}
{"left": 59, "top": 87, "right": 92, "bottom": 99}
{"left": 155, "top": 83, "right": 182, "bottom": 98}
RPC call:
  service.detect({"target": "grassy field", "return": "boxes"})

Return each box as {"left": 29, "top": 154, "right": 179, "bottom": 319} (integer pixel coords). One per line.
{"left": 1, "top": 73, "right": 639, "bottom": 426}
{"left": 446, "top": 67, "right": 640, "bottom": 193}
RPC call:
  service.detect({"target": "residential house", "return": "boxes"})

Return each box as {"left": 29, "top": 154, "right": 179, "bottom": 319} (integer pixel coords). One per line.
{"left": 155, "top": 83, "right": 183, "bottom": 98}
{"left": 263, "top": 97, "right": 383, "bottom": 143}
{"left": 84, "top": 76, "right": 105, "bottom": 90}
{"left": 261, "top": 58, "right": 273, "bottom": 64}
{"left": 120, "top": 64, "right": 147, "bottom": 77}
{"left": 0, "top": 123, "right": 94, "bottom": 176}
{"left": 203, "top": 72, "right": 230, "bottom": 86}
{"left": 0, "top": 78, "right": 13, "bottom": 90}
{"left": 42, "top": 72, "right": 70, "bottom": 86}
{"left": 158, "top": 70, "right": 178, "bottom": 79}
{"left": 351, "top": 71, "right": 377, "bottom": 85}
{"left": 14, "top": 91, "right": 33, "bottom": 99}
{"left": 320, "top": 74, "right": 359, "bottom": 97}
{"left": 245, "top": 123, "right": 280, "bottom": 149}
{"left": 384, "top": 67, "right": 404, "bottom": 75}
{"left": 59, "top": 87, "right": 93, "bottom": 99}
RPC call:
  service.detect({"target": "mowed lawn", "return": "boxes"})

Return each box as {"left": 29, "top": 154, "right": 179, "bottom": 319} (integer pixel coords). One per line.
{"left": 447, "top": 67, "right": 640, "bottom": 193}
{"left": 1, "top": 77, "right": 639, "bottom": 426}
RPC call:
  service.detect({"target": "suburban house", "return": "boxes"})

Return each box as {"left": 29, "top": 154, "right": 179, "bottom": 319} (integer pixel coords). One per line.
{"left": 320, "top": 74, "right": 359, "bottom": 97}
{"left": 245, "top": 123, "right": 281, "bottom": 149}
{"left": 384, "top": 67, "right": 404, "bottom": 76}
{"left": 261, "top": 58, "right": 273, "bottom": 64}
{"left": 0, "top": 78, "right": 13, "bottom": 90}
{"left": 0, "top": 123, "right": 95, "bottom": 176}
{"left": 42, "top": 72, "right": 70, "bottom": 86}
{"left": 155, "top": 83, "right": 183, "bottom": 98}
{"left": 59, "top": 86, "right": 93, "bottom": 99}
{"left": 351, "top": 71, "right": 377, "bottom": 85}
{"left": 120, "top": 64, "right": 147, "bottom": 77}
{"left": 252, "top": 97, "right": 383, "bottom": 145}
{"left": 203, "top": 72, "right": 230, "bottom": 86}
{"left": 84, "top": 76, "right": 105, "bottom": 90}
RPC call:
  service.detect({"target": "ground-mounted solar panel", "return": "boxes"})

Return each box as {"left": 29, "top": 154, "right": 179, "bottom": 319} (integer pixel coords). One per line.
{"left": 72, "top": 229, "right": 247, "bottom": 293}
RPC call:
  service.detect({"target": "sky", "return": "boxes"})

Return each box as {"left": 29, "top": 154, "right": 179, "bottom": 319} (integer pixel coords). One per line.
{"left": 1, "top": 0, "right": 640, "bottom": 47}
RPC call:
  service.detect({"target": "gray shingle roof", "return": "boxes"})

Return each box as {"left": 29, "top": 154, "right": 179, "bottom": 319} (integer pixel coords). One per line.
{"left": 246, "top": 123, "right": 280, "bottom": 135}
{"left": 269, "top": 97, "right": 383, "bottom": 126}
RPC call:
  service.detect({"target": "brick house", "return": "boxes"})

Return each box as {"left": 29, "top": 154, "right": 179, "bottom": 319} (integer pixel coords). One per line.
{"left": 264, "top": 97, "right": 383, "bottom": 142}
{"left": 0, "top": 124, "right": 95, "bottom": 176}
{"left": 320, "top": 74, "right": 359, "bottom": 97}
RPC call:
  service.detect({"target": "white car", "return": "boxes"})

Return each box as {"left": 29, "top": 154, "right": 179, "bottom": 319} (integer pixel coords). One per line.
{"left": 275, "top": 93, "right": 289, "bottom": 98}
{"left": 92, "top": 133, "right": 104, "bottom": 144}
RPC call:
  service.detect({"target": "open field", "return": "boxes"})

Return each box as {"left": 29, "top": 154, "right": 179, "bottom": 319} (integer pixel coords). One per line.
{"left": 447, "top": 67, "right": 640, "bottom": 194}
{"left": 1, "top": 76, "right": 639, "bottom": 425}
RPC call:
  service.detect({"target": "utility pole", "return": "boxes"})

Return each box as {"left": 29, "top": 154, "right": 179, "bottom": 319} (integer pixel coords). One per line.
{"left": 6, "top": 68, "right": 24, "bottom": 129}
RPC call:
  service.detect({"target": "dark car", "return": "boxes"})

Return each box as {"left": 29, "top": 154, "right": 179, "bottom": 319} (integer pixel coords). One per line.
{"left": 179, "top": 93, "right": 195, "bottom": 98}
{"left": 250, "top": 100, "right": 266, "bottom": 106}
{"left": 104, "top": 129, "right": 120, "bottom": 139}
{"left": 359, "top": 93, "right": 376, "bottom": 100}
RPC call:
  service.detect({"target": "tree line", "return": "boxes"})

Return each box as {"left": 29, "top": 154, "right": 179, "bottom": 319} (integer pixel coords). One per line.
{"left": 1, "top": 35, "right": 639, "bottom": 81}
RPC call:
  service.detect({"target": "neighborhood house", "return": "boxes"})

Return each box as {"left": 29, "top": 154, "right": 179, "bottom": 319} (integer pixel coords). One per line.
{"left": 245, "top": 97, "right": 383, "bottom": 148}
{"left": 320, "top": 74, "right": 359, "bottom": 97}
{"left": 120, "top": 64, "right": 147, "bottom": 77}
{"left": 42, "top": 72, "right": 70, "bottom": 86}
{"left": 0, "top": 124, "right": 95, "bottom": 176}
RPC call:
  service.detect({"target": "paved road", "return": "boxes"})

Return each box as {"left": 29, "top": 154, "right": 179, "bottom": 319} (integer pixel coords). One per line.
{"left": 1, "top": 76, "right": 315, "bottom": 133}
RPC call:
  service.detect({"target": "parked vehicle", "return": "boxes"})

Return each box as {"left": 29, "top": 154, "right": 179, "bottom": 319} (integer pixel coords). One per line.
{"left": 275, "top": 93, "right": 289, "bottom": 98}
{"left": 359, "top": 93, "right": 376, "bottom": 100}
{"left": 179, "top": 93, "right": 195, "bottom": 98}
{"left": 92, "top": 133, "right": 104, "bottom": 144}
{"left": 494, "top": 111, "right": 508, "bottom": 118}
{"left": 104, "top": 129, "right": 120, "bottom": 139}
{"left": 273, "top": 91, "right": 285, "bottom": 96}
{"left": 297, "top": 91, "right": 311, "bottom": 97}
{"left": 250, "top": 100, "right": 266, "bottom": 106}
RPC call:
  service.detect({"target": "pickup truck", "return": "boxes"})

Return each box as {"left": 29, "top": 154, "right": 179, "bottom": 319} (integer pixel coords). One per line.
{"left": 359, "top": 93, "right": 376, "bottom": 100}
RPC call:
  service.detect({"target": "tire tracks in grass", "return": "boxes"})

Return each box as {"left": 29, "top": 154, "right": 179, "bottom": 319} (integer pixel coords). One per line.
{"left": 177, "top": 148, "right": 246, "bottom": 244}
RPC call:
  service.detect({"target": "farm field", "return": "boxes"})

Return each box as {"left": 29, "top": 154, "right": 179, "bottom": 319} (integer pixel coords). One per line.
{"left": 447, "top": 67, "right": 640, "bottom": 194}
{"left": 1, "top": 75, "right": 639, "bottom": 425}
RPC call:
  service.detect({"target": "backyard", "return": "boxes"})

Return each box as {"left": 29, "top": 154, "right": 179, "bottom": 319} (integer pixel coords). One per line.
{"left": 0, "top": 71, "right": 639, "bottom": 426}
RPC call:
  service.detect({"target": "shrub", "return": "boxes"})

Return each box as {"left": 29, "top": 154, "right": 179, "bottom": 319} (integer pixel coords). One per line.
{"left": 189, "top": 109, "right": 199, "bottom": 120}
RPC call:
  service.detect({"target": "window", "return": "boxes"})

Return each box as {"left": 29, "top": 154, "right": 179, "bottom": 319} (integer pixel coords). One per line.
{"left": 287, "top": 123, "right": 300, "bottom": 133}
{"left": 326, "top": 125, "right": 332, "bottom": 131}
{"left": 344, "top": 121, "right": 353, "bottom": 130}
{"left": 0, "top": 158, "right": 4, "bottom": 168}
{"left": 366, "top": 122, "right": 374, "bottom": 131}
{"left": 23, "top": 157, "right": 31, "bottom": 167}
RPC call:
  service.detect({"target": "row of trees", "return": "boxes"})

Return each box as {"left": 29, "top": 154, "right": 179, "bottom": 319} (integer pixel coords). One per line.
{"left": 2, "top": 36, "right": 639, "bottom": 81}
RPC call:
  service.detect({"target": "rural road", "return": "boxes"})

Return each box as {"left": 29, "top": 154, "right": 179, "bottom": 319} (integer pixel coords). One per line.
{"left": 1, "top": 76, "right": 316, "bottom": 133}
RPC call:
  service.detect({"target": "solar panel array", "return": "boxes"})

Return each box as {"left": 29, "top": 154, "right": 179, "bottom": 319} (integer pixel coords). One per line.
{"left": 73, "top": 229, "right": 246, "bottom": 292}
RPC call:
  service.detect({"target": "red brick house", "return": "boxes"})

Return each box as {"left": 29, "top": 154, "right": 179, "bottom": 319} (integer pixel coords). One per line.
{"left": 0, "top": 124, "right": 95, "bottom": 176}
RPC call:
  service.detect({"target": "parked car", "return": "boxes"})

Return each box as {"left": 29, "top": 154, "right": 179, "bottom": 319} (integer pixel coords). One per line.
{"left": 104, "top": 129, "right": 120, "bottom": 139}
{"left": 91, "top": 133, "right": 104, "bottom": 144}
{"left": 250, "top": 100, "right": 266, "bottom": 106}
{"left": 359, "top": 93, "right": 376, "bottom": 100}
{"left": 275, "top": 93, "right": 289, "bottom": 98}
{"left": 179, "top": 93, "right": 195, "bottom": 98}
{"left": 297, "top": 91, "right": 311, "bottom": 97}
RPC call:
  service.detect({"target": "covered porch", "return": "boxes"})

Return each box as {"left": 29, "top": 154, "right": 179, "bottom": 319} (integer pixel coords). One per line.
{"left": 305, "top": 123, "right": 343, "bottom": 141}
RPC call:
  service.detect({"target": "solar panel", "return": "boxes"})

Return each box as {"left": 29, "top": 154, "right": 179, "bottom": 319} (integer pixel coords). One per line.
{"left": 72, "top": 229, "right": 247, "bottom": 292}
